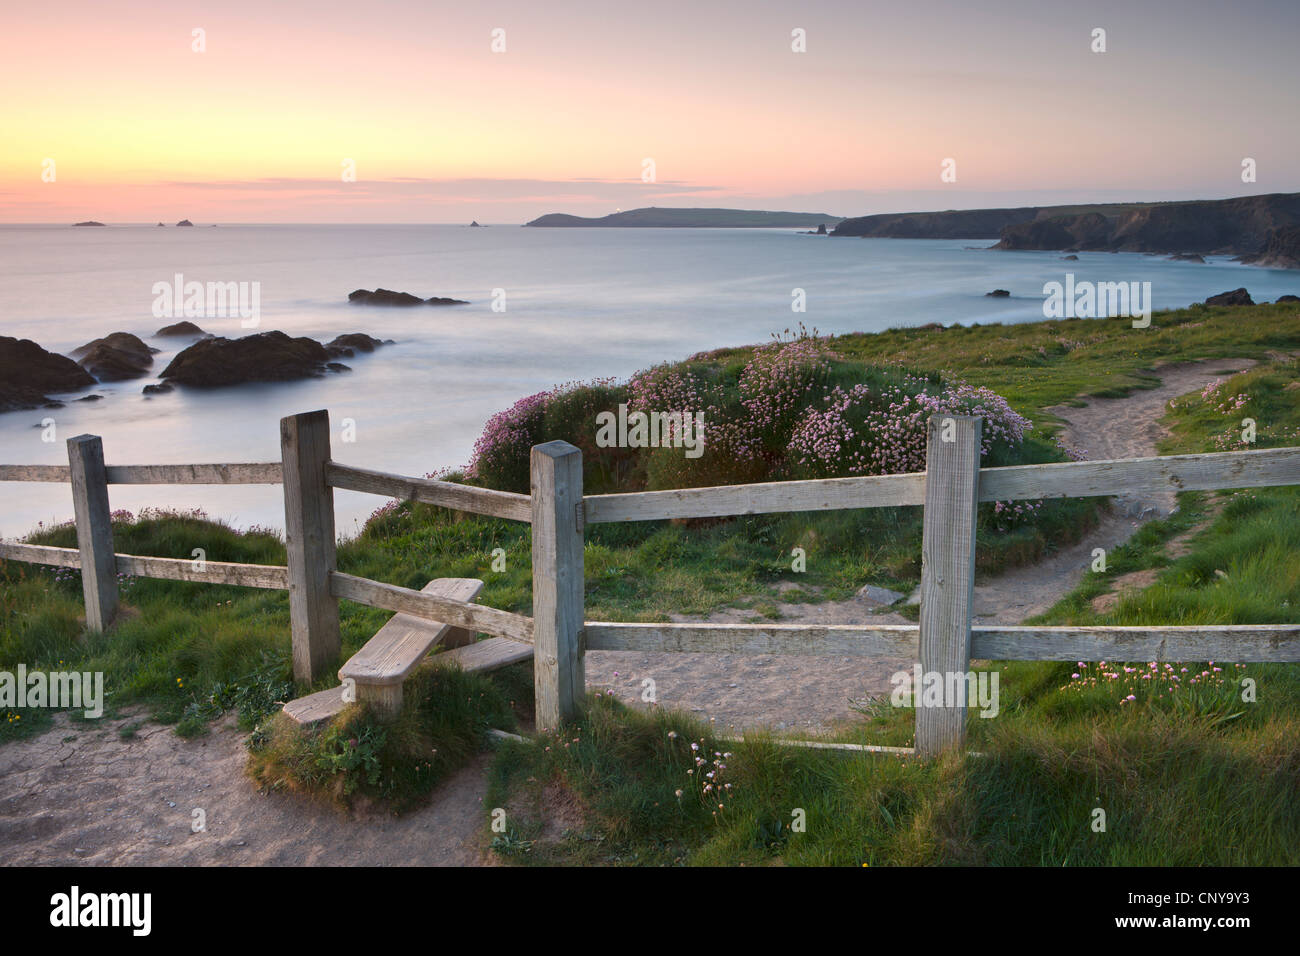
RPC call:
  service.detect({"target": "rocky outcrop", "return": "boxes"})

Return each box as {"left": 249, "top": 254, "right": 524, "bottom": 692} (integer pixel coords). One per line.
{"left": 325, "top": 333, "right": 392, "bottom": 358}
{"left": 159, "top": 330, "right": 388, "bottom": 387}
{"left": 72, "top": 332, "right": 158, "bottom": 382}
{"left": 0, "top": 336, "right": 96, "bottom": 411}
{"left": 348, "top": 288, "right": 469, "bottom": 306}
{"left": 1239, "top": 226, "right": 1300, "bottom": 270}
{"left": 154, "top": 321, "right": 209, "bottom": 337}
{"left": 833, "top": 206, "right": 1043, "bottom": 239}
{"left": 985, "top": 289, "right": 1011, "bottom": 297}
{"left": 1169, "top": 253, "right": 1206, "bottom": 263}
{"left": 1276, "top": 294, "right": 1300, "bottom": 303}
{"left": 1204, "top": 288, "right": 1254, "bottom": 307}
{"left": 176, "top": 219, "right": 194, "bottom": 227}
{"left": 993, "top": 193, "right": 1300, "bottom": 260}
{"left": 73, "top": 221, "right": 106, "bottom": 227}
{"left": 527, "top": 207, "right": 844, "bottom": 228}
{"left": 831, "top": 193, "right": 1300, "bottom": 264}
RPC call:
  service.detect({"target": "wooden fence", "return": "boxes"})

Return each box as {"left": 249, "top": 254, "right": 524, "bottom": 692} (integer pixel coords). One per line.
{"left": 3, "top": 409, "right": 1300, "bottom": 755}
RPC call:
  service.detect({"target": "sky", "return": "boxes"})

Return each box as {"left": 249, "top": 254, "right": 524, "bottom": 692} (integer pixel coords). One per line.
{"left": 1, "top": 0, "right": 1297, "bottom": 223}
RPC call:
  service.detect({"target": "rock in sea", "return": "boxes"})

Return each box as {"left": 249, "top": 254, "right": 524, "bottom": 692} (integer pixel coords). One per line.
{"left": 0, "top": 336, "right": 96, "bottom": 412}
{"left": 348, "top": 288, "right": 469, "bottom": 306}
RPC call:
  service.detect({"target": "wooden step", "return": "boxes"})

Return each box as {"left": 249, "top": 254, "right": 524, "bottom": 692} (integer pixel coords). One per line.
{"left": 281, "top": 635, "right": 534, "bottom": 727}
{"left": 283, "top": 577, "right": 485, "bottom": 723}
{"left": 282, "top": 685, "right": 349, "bottom": 725}
{"left": 339, "top": 578, "right": 485, "bottom": 688}
{"left": 434, "top": 636, "right": 533, "bottom": 673}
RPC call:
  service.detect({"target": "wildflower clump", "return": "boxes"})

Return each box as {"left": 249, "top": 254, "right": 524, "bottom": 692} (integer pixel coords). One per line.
{"left": 671, "top": 735, "right": 733, "bottom": 820}
{"left": 461, "top": 331, "right": 1041, "bottom": 496}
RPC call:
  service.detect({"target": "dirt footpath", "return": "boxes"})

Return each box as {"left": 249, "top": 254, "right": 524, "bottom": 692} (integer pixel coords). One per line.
{"left": 0, "top": 358, "right": 1250, "bottom": 866}
{"left": 0, "top": 712, "right": 495, "bottom": 866}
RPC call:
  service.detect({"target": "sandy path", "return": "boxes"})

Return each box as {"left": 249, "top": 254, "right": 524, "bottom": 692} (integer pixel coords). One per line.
{"left": 0, "top": 358, "right": 1250, "bottom": 866}
{"left": 0, "top": 712, "right": 496, "bottom": 866}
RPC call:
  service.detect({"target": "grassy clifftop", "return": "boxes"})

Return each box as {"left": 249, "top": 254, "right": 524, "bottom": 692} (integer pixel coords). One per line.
{"left": 3, "top": 300, "right": 1300, "bottom": 863}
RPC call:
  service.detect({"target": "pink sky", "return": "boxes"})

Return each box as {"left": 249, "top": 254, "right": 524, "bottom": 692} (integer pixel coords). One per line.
{"left": 2, "top": 0, "right": 1297, "bottom": 222}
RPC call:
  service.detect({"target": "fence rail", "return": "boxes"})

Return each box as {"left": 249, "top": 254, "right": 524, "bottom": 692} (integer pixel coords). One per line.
{"left": 325, "top": 461, "right": 531, "bottom": 522}
{"left": 3, "top": 408, "right": 1299, "bottom": 756}
{"left": 0, "top": 462, "right": 283, "bottom": 484}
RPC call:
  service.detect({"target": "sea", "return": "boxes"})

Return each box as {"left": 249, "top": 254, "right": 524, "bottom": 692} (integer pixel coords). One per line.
{"left": 2, "top": 223, "right": 1297, "bottom": 539}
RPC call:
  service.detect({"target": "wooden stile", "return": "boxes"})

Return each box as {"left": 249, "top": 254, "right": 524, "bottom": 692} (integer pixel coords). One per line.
{"left": 281, "top": 410, "right": 340, "bottom": 682}
{"left": 531, "top": 441, "right": 585, "bottom": 730}
{"left": 915, "top": 415, "right": 982, "bottom": 757}
{"left": 66, "top": 434, "right": 118, "bottom": 634}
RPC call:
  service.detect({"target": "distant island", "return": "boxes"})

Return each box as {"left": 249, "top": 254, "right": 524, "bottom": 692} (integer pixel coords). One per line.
{"left": 832, "top": 192, "right": 1300, "bottom": 267}
{"left": 525, "top": 207, "right": 843, "bottom": 228}
{"left": 72, "top": 221, "right": 106, "bottom": 227}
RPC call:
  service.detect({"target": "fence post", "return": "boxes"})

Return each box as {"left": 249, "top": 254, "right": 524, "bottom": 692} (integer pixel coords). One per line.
{"left": 66, "top": 434, "right": 118, "bottom": 635}
{"left": 530, "top": 440, "right": 585, "bottom": 730}
{"left": 915, "top": 414, "right": 982, "bottom": 756}
{"left": 281, "top": 410, "right": 340, "bottom": 682}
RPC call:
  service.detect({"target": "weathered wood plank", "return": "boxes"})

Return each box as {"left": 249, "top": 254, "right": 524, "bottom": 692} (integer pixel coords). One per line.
{"left": 719, "top": 735, "right": 917, "bottom": 756}
{"left": 0, "top": 464, "right": 71, "bottom": 482}
{"left": 583, "top": 471, "right": 926, "bottom": 524}
{"left": 0, "top": 542, "right": 81, "bottom": 567}
{"left": 282, "top": 686, "right": 350, "bottom": 725}
{"left": 105, "top": 463, "right": 282, "bottom": 484}
{"left": 325, "top": 462, "right": 532, "bottom": 523}
{"left": 584, "top": 622, "right": 1300, "bottom": 663}
{"left": 583, "top": 623, "right": 920, "bottom": 657}
{"left": 281, "top": 411, "right": 340, "bottom": 682}
{"left": 436, "top": 636, "right": 534, "bottom": 673}
{"left": 916, "top": 415, "right": 982, "bottom": 757}
{"left": 329, "top": 571, "right": 533, "bottom": 644}
{"left": 339, "top": 578, "right": 484, "bottom": 686}
{"left": 979, "top": 446, "right": 1300, "bottom": 503}
{"left": 113, "top": 553, "right": 288, "bottom": 589}
{"left": 531, "top": 441, "right": 585, "bottom": 730}
{"left": 971, "top": 625, "right": 1300, "bottom": 663}
{"left": 67, "top": 434, "right": 118, "bottom": 634}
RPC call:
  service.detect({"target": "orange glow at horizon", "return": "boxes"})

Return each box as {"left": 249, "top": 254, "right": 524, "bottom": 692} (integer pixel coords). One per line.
{"left": 2, "top": 1, "right": 1297, "bottom": 222}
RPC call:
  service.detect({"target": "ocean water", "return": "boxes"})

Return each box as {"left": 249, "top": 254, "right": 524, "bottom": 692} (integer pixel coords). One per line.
{"left": 2, "top": 223, "right": 1297, "bottom": 539}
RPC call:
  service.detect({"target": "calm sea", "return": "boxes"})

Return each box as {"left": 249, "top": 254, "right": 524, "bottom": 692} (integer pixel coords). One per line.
{"left": 2, "top": 223, "right": 1297, "bottom": 538}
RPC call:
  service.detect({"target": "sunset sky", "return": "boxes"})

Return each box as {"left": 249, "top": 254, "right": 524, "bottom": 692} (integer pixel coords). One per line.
{"left": 2, "top": 0, "right": 1297, "bottom": 223}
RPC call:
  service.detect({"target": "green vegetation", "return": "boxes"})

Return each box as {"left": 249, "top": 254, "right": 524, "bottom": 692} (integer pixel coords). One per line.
{"left": 481, "top": 344, "right": 1300, "bottom": 865}
{"left": 2, "top": 301, "right": 1300, "bottom": 858}
{"left": 249, "top": 662, "right": 531, "bottom": 812}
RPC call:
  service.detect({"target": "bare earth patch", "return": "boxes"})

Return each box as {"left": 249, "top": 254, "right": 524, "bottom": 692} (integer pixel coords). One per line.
{"left": 0, "top": 711, "right": 495, "bottom": 866}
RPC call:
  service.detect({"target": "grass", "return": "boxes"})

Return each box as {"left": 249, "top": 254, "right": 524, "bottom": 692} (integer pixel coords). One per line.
{"left": 248, "top": 662, "right": 532, "bottom": 813}
{"left": 3, "top": 301, "right": 1300, "bottom": 848}
{"left": 483, "top": 684, "right": 1299, "bottom": 865}
{"left": 479, "top": 326, "right": 1300, "bottom": 866}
